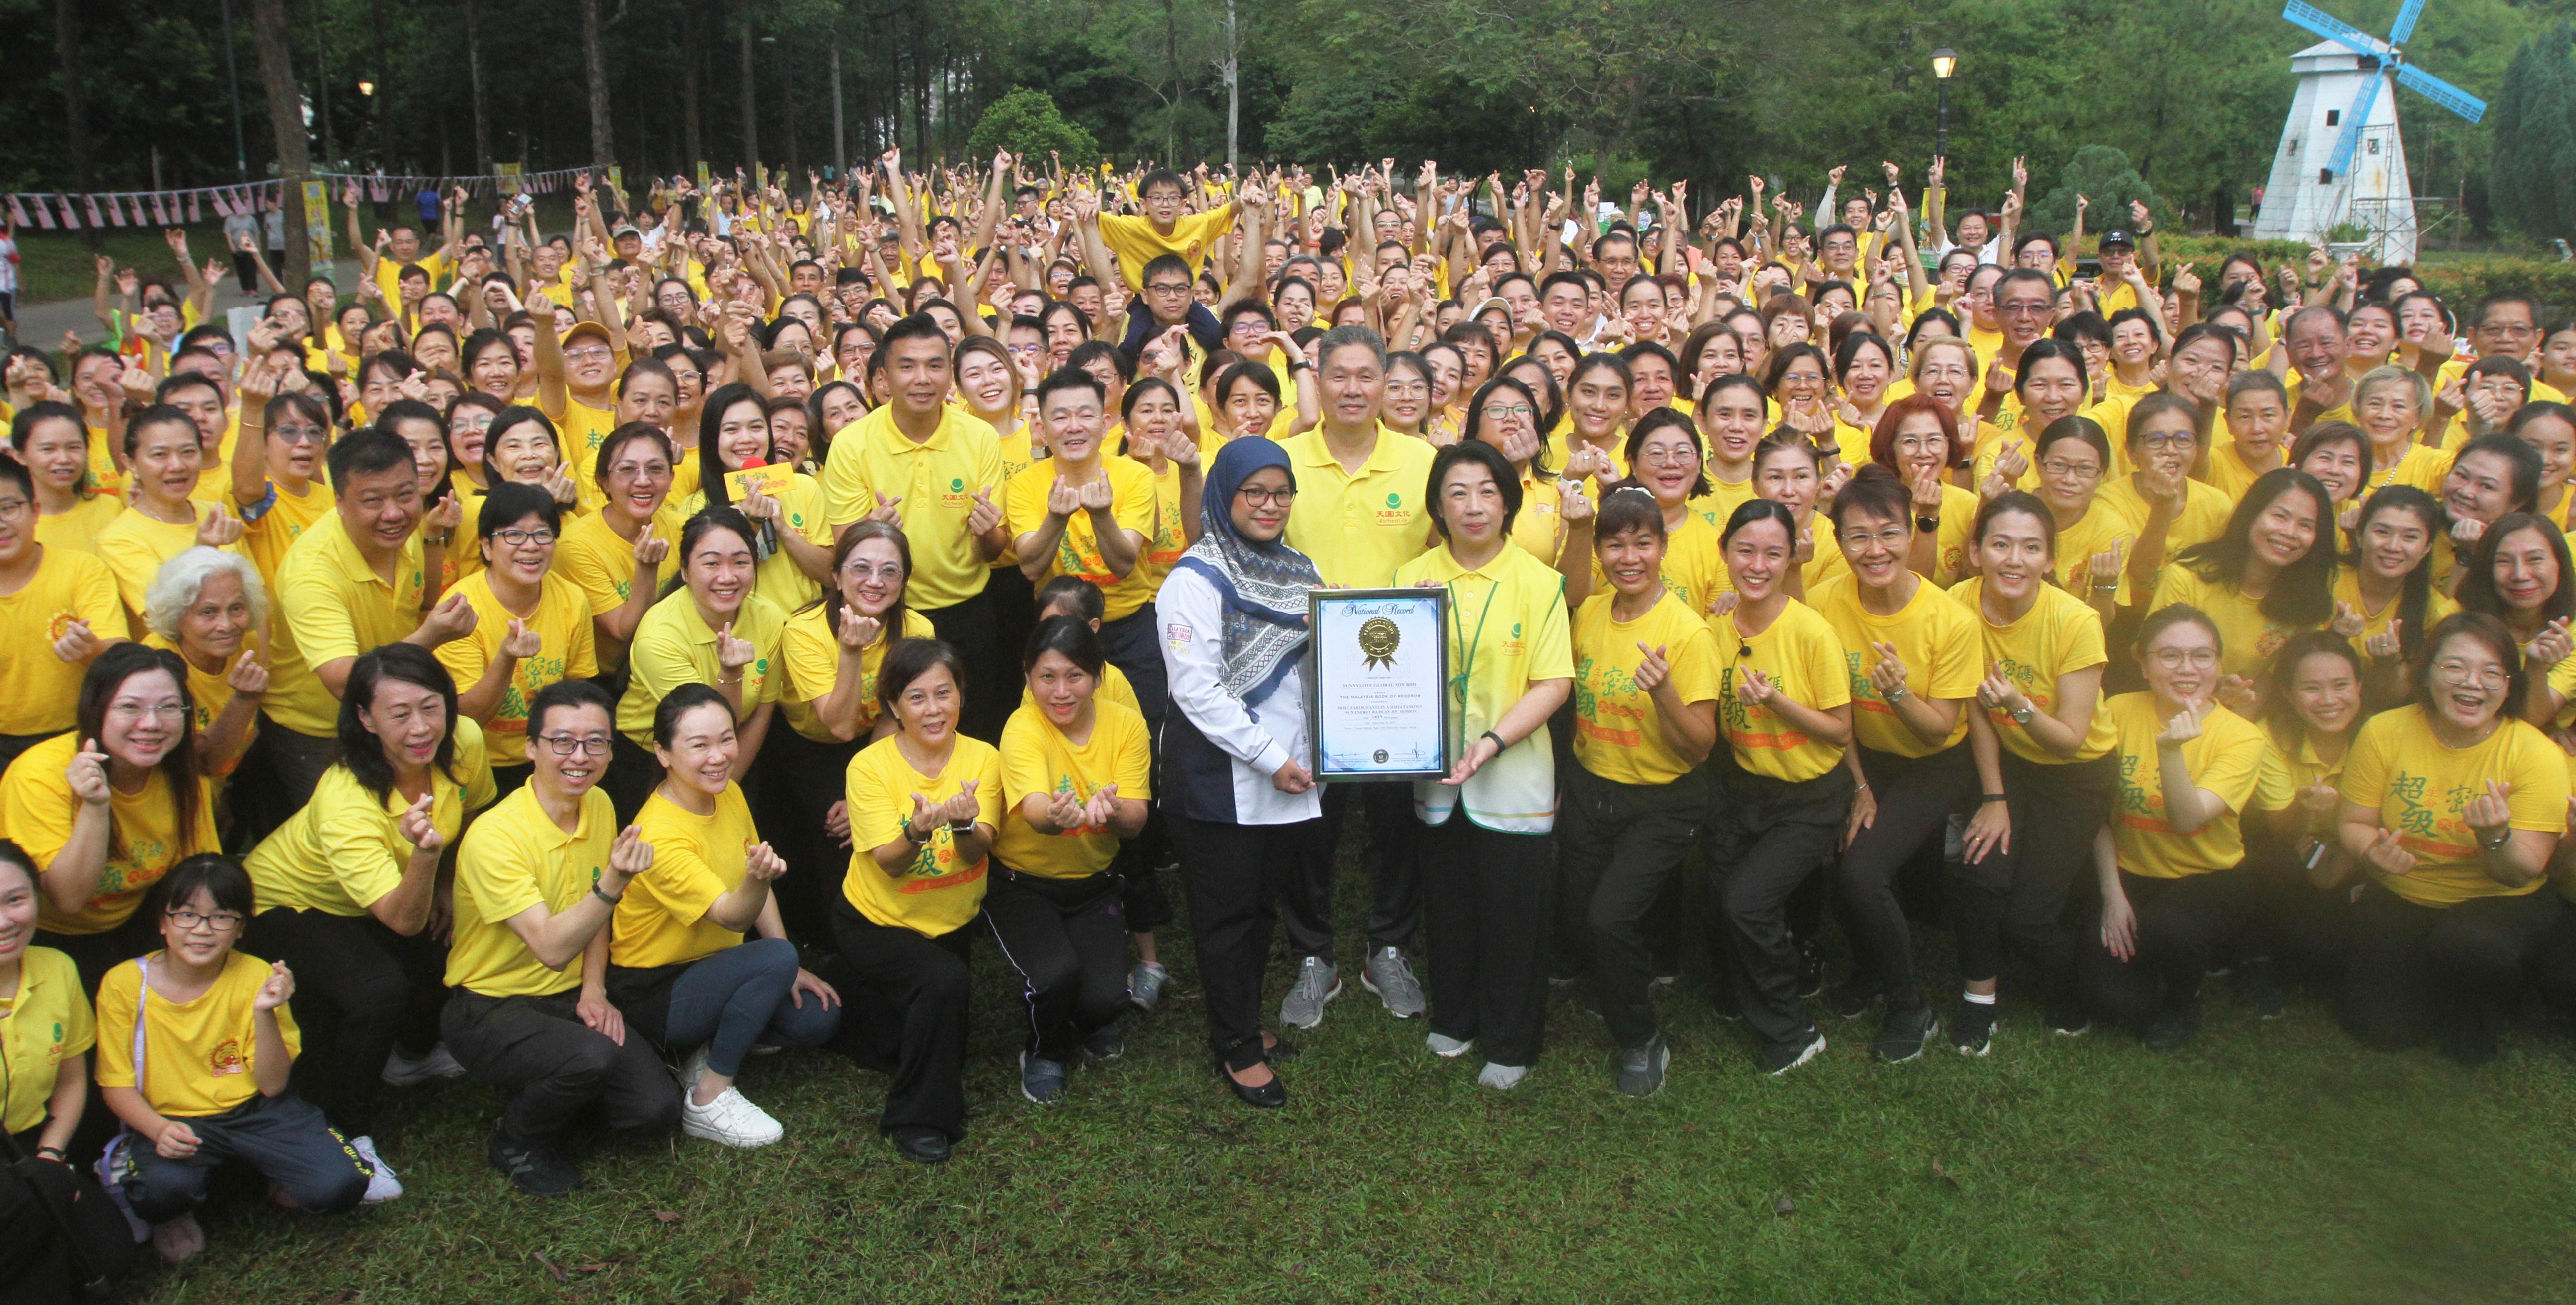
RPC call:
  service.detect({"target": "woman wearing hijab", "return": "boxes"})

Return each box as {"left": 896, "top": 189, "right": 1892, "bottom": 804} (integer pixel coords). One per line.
{"left": 1159, "top": 438, "right": 1332, "bottom": 1108}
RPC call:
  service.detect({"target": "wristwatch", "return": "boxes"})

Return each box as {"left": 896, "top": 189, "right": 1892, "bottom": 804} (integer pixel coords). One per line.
{"left": 1915, "top": 514, "right": 1940, "bottom": 533}
{"left": 946, "top": 818, "right": 977, "bottom": 836}
{"left": 2480, "top": 829, "right": 2512, "bottom": 852}
{"left": 2008, "top": 702, "right": 2037, "bottom": 726}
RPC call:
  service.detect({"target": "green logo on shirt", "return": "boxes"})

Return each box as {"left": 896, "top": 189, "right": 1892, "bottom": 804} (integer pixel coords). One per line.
{"left": 1385, "top": 492, "right": 1401, "bottom": 508}
{"left": 1511, "top": 622, "right": 1522, "bottom": 637}
{"left": 951, "top": 477, "right": 965, "bottom": 492}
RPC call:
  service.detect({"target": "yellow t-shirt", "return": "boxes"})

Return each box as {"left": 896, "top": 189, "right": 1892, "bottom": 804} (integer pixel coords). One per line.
{"left": 1712, "top": 598, "right": 1851, "bottom": 782}
{"left": 840, "top": 735, "right": 1004, "bottom": 937}
{"left": 2149, "top": 565, "right": 2322, "bottom": 685}
{"left": 993, "top": 700, "right": 1153, "bottom": 880}
{"left": 2095, "top": 475, "right": 2233, "bottom": 561}
{"left": 264, "top": 518, "right": 429, "bottom": 738}
{"left": 435, "top": 572, "right": 601, "bottom": 767}
{"left": 95, "top": 950, "right": 301, "bottom": 1118}
{"left": 2339, "top": 705, "right": 2572, "bottom": 906}
{"left": 1005, "top": 457, "right": 1161, "bottom": 622}
{"left": 2198, "top": 441, "right": 2283, "bottom": 501}
{"left": 246, "top": 720, "right": 497, "bottom": 916}
{"left": 92, "top": 509, "right": 221, "bottom": 637}
{"left": 146, "top": 635, "right": 256, "bottom": 778}
{"left": 616, "top": 590, "right": 788, "bottom": 748}
{"left": 0, "top": 548, "right": 124, "bottom": 735}
{"left": 233, "top": 478, "right": 336, "bottom": 596}
{"left": 32, "top": 495, "right": 122, "bottom": 556}
{"left": 1569, "top": 590, "right": 1723, "bottom": 786}
{"left": 1097, "top": 203, "right": 1239, "bottom": 289}
{"left": 2051, "top": 503, "right": 2140, "bottom": 607}
{"left": 614, "top": 783, "right": 761, "bottom": 970}
{"left": 1130, "top": 452, "right": 1194, "bottom": 586}
{"left": 677, "top": 474, "right": 836, "bottom": 616}
{"left": 1811, "top": 573, "right": 1981, "bottom": 757}
{"left": 780, "top": 606, "right": 937, "bottom": 743}
{"left": 552, "top": 504, "right": 686, "bottom": 671}
{"left": 1280, "top": 429, "right": 1439, "bottom": 589}
{"left": 1595, "top": 511, "right": 1729, "bottom": 611}
{"left": 446, "top": 784, "right": 618, "bottom": 997}
{"left": 1687, "top": 475, "right": 1758, "bottom": 536}
{"left": 0, "top": 733, "right": 217, "bottom": 935}
{"left": 2107, "top": 692, "right": 2268, "bottom": 879}
{"left": 818, "top": 404, "right": 1000, "bottom": 610}
{"left": 555, "top": 399, "right": 621, "bottom": 511}
{"left": 1948, "top": 577, "right": 2119, "bottom": 764}
{"left": 2363, "top": 442, "right": 2453, "bottom": 498}
{"left": 373, "top": 249, "right": 452, "bottom": 311}
{"left": 2330, "top": 570, "right": 2455, "bottom": 656}
{"left": 0, "top": 947, "right": 94, "bottom": 1133}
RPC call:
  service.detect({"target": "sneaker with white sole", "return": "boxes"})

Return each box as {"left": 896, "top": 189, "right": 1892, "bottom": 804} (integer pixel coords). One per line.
{"left": 1477, "top": 1062, "right": 1529, "bottom": 1091}
{"left": 1127, "top": 961, "right": 1171, "bottom": 1013}
{"left": 1761, "top": 1032, "right": 1827, "bottom": 1075}
{"left": 1279, "top": 957, "right": 1341, "bottom": 1029}
{"left": 1426, "top": 1031, "right": 1475, "bottom": 1058}
{"left": 381, "top": 1042, "right": 467, "bottom": 1087}
{"left": 1361, "top": 947, "right": 1427, "bottom": 1019}
{"left": 1019, "top": 1051, "right": 1068, "bottom": 1105}
{"left": 681, "top": 1085, "right": 784, "bottom": 1148}
{"left": 1615, "top": 1035, "right": 1670, "bottom": 1097}
{"left": 350, "top": 1135, "right": 403, "bottom": 1204}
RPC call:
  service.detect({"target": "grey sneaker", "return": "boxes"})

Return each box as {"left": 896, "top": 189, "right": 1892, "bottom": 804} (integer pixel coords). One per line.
{"left": 1019, "top": 1051, "right": 1068, "bottom": 1105}
{"left": 1279, "top": 957, "right": 1341, "bottom": 1030}
{"left": 1127, "top": 962, "right": 1171, "bottom": 1013}
{"left": 1477, "top": 1062, "right": 1529, "bottom": 1091}
{"left": 1361, "top": 947, "right": 1427, "bottom": 1019}
{"left": 1615, "top": 1034, "right": 1670, "bottom": 1097}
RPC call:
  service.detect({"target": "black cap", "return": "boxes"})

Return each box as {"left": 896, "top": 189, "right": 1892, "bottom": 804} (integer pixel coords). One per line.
{"left": 2100, "top": 229, "right": 2137, "bottom": 250}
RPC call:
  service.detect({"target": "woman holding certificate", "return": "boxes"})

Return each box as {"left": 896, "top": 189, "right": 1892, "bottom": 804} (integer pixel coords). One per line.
{"left": 1159, "top": 438, "right": 1335, "bottom": 1109}
{"left": 1395, "top": 441, "right": 1574, "bottom": 1093}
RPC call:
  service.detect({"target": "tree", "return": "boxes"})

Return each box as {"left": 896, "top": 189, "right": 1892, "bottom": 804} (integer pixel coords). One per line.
{"left": 2489, "top": 23, "right": 2576, "bottom": 242}
{"left": 583, "top": 0, "right": 616, "bottom": 170}
{"left": 2027, "top": 145, "right": 2169, "bottom": 237}
{"left": 250, "top": 0, "right": 311, "bottom": 288}
{"left": 966, "top": 88, "right": 1102, "bottom": 168}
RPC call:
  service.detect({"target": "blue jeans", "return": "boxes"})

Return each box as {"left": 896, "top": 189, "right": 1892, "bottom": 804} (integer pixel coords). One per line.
{"left": 660, "top": 939, "right": 843, "bottom": 1078}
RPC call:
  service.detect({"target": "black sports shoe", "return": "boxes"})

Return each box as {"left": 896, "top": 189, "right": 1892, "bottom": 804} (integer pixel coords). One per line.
{"left": 487, "top": 1126, "right": 581, "bottom": 1198}
{"left": 2045, "top": 994, "right": 2092, "bottom": 1038}
{"left": 1823, "top": 976, "right": 1881, "bottom": 1021}
{"left": 1951, "top": 1001, "right": 1997, "bottom": 1056}
{"left": 889, "top": 1128, "right": 952, "bottom": 1164}
{"left": 1874, "top": 1005, "right": 1939, "bottom": 1063}
{"left": 1795, "top": 938, "right": 1827, "bottom": 999}
{"left": 2235, "top": 959, "right": 2286, "bottom": 1019}
{"left": 1083, "top": 1023, "right": 1126, "bottom": 1062}
{"left": 1615, "top": 1034, "right": 1671, "bottom": 1097}
{"left": 1761, "top": 1031, "right": 1827, "bottom": 1075}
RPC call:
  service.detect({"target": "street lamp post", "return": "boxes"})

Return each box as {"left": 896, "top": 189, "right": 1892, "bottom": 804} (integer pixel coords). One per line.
{"left": 1932, "top": 47, "right": 1957, "bottom": 160}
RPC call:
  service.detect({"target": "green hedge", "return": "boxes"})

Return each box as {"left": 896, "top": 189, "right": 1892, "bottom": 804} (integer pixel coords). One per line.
{"left": 2406, "top": 257, "right": 2576, "bottom": 319}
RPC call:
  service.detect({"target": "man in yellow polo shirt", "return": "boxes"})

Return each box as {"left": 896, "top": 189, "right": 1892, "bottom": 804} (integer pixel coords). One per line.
{"left": 821, "top": 315, "right": 1011, "bottom": 738}
{"left": 247, "top": 429, "right": 477, "bottom": 834}
{"left": 1275, "top": 325, "right": 1437, "bottom": 1029}
{"left": 440, "top": 679, "right": 674, "bottom": 1198}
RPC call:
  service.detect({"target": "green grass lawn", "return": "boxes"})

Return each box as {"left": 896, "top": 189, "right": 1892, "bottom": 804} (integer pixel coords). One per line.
{"left": 121, "top": 848, "right": 2576, "bottom": 1305}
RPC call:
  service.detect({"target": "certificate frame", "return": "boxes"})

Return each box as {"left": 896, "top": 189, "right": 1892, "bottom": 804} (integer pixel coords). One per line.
{"left": 1306, "top": 587, "right": 1451, "bottom": 781}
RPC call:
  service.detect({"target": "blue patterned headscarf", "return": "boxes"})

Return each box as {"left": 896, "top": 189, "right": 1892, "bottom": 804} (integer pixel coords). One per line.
{"left": 1170, "top": 437, "right": 1321, "bottom": 704}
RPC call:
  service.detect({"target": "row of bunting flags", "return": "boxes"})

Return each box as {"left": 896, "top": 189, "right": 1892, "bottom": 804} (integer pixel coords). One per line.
{"left": 2, "top": 166, "right": 602, "bottom": 232}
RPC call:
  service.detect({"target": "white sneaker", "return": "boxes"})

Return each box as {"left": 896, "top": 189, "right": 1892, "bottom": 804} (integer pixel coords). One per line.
{"left": 681, "top": 1085, "right": 784, "bottom": 1148}
{"left": 382, "top": 1042, "right": 468, "bottom": 1087}
{"left": 1477, "top": 1062, "right": 1529, "bottom": 1091}
{"left": 1426, "top": 1031, "right": 1475, "bottom": 1059}
{"left": 351, "top": 1135, "right": 404, "bottom": 1204}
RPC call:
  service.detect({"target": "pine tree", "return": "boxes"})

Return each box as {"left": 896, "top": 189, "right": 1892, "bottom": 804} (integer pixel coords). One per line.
{"left": 2490, "top": 23, "right": 2576, "bottom": 241}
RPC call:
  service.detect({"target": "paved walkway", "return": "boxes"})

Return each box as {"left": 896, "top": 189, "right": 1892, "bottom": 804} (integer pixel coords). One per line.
{"left": 8, "top": 263, "right": 359, "bottom": 353}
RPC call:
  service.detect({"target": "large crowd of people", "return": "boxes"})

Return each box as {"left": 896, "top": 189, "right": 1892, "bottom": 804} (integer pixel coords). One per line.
{"left": 3, "top": 146, "right": 2575, "bottom": 1286}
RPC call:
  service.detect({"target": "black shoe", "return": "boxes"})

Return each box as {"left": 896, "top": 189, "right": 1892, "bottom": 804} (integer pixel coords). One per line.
{"left": 1083, "top": 1023, "right": 1125, "bottom": 1062}
{"left": 889, "top": 1128, "right": 952, "bottom": 1164}
{"left": 1262, "top": 1036, "right": 1301, "bottom": 1063}
{"left": 2141, "top": 1001, "right": 2200, "bottom": 1052}
{"left": 1614, "top": 1034, "right": 1670, "bottom": 1097}
{"left": 1217, "top": 1057, "right": 1287, "bottom": 1108}
{"left": 2235, "top": 959, "right": 2286, "bottom": 1019}
{"left": 1952, "top": 1001, "right": 1997, "bottom": 1056}
{"left": 1795, "top": 938, "right": 1826, "bottom": 999}
{"left": 2045, "top": 995, "right": 2092, "bottom": 1038}
{"left": 1823, "top": 976, "right": 1881, "bottom": 1021}
{"left": 487, "top": 1126, "right": 581, "bottom": 1198}
{"left": 1874, "top": 1005, "right": 1939, "bottom": 1063}
{"left": 1760, "top": 1031, "right": 1827, "bottom": 1075}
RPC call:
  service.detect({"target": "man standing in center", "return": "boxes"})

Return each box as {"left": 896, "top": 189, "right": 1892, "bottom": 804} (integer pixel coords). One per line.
{"left": 1276, "top": 325, "right": 1436, "bottom": 1028}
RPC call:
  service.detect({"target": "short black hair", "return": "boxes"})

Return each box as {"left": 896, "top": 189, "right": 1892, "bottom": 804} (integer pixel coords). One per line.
{"left": 327, "top": 427, "right": 418, "bottom": 492}
{"left": 527, "top": 677, "right": 615, "bottom": 739}
{"left": 1425, "top": 439, "right": 1522, "bottom": 540}
{"left": 1035, "top": 366, "right": 1106, "bottom": 411}
{"left": 869, "top": 313, "right": 951, "bottom": 378}
{"left": 123, "top": 404, "right": 200, "bottom": 458}
{"left": 477, "top": 479, "right": 563, "bottom": 539}
{"left": 1035, "top": 576, "right": 1106, "bottom": 622}
{"left": 150, "top": 853, "right": 256, "bottom": 921}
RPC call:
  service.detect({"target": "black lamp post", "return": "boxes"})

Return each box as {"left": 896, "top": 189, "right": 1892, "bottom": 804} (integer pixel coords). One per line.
{"left": 1932, "top": 47, "right": 1957, "bottom": 159}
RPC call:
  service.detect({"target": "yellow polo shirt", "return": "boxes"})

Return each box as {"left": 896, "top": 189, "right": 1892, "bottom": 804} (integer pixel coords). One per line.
{"left": 1712, "top": 598, "right": 1851, "bottom": 782}
{"left": 677, "top": 475, "right": 835, "bottom": 616}
{"left": 0, "top": 733, "right": 217, "bottom": 935}
{"left": 95, "top": 951, "right": 301, "bottom": 1118}
{"left": 262, "top": 517, "right": 428, "bottom": 738}
{"left": 818, "top": 404, "right": 1001, "bottom": 610}
{"left": 1394, "top": 542, "right": 1576, "bottom": 831}
{"left": 1280, "top": 428, "right": 1438, "bottom": 588}
{"left": 1098, "top": 202, "right": 1239, "bottom": 289}
{"left": 0, "top": 947, "right": 92, "bottom": 1133}
{"left": 617, "top": 589, "right": 788, "bottom": 748}
{"left": 1005, "top": 456, "right": 1160, "bottom": 621}
{"left": 841, "top": 735, "right": 1004, "bottom": 937}
{"left": 446, "top": 784, "right": 618, "bottom": 997}
{"left": 2340, "top": 706, "right": 2571, "bottom": 906}
{"left": 435, "top": 572, "right": 601, "bottom": 767}
{"left": 2107, "top": 692, "right": 2268, "bottom": 879}
{"left": 780, "top": 606, "right": 936, "bottom": 743}
{"left": 1569, "top": 590, "right": 1722, "bottom": 786}
{"left": 1810, "top": 573, "right": 1981, "bottom": 757}
{"left": 554, "top": 398, "right": 620, "bottom": 511}
{"left": 32, "top": 495, "right": 121, "bottom": 556}
{"left": 614, "top": 783, "right": 762, "bottom": 970}
{"left": 1948, "top": 577, "right": 2119, "bottom": 764}
{"left": 993, "top": 700, "right": 1152, "bottom": 880}
{"left": 247, "top": 719, "right": 497, "bottom": 915}
{"left": 0, "top": 548, "right": 123, "bottom": 736}
{"left": 552, "top": 503, "right": 686, "bottom": 671}
{"left": 92, "top": 509, "right": 219, "bottom": 637}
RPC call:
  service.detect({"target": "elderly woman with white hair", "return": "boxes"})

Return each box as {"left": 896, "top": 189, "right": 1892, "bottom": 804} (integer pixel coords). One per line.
{"left": 143, "top": 546, "right": 271, "bottom": 784}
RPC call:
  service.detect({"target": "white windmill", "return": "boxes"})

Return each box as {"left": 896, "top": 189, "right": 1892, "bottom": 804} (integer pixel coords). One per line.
{"left": 2252, "top": 0, "right": 2487, "bottom": 265}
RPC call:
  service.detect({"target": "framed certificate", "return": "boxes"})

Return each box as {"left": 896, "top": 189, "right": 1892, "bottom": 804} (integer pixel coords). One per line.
{"left": 1306, "top": 588, "right": 1450, "bottom": 781}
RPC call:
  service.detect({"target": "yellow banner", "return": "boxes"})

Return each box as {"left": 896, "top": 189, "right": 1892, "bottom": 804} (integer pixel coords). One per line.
{"left": 302, "top": 180, "right": 333, "bottom": 263}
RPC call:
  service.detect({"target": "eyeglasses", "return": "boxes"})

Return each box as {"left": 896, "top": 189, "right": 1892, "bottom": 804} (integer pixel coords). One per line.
{"left": 1145, "top": 282, "right": 1194, "bottom": 297}
{"left": 0, "top": 498, "right": 27, "bottom": 520}
{"left": 493, "top": 527, "right": 558, "bottom": 548}
{"left": 1840, "top": 527, "right": 1909, "bottom": 551}
{"left": 1638, "top": 445, "right": 1700, "bottom": 466}
{"left": 1234, "top": 486, "right": 1295, "bottom": 507}
{"left": 2039, "top": 460, "right": 2101, "bottom": 480}
{"left": 1480, "top": 404, "right": 1534, "bottom": 423}
{"left": 108, "top": 701, "right": 188, "bottom": 721}
{"left": 2150, "top": 647, "right": 2219, "bottom": 670}
{"left": 166, "top": 908, "right": 244, "bottom": 932}
{"left": 2136, "top": 432, "right": 2198, "bottom": 452}
{"left": 272, "top": 423, "right": 326, "bottom": 446}
{"left": 1999, "top": 301, "right": 2053, "bottom": 317}
{"left": 564, "top": 346, "right": 615, "bottom": 364}
{"left": 535, "top": 732, "right": 613, "bottom": 757}
{"left": 2430, "top": 659, "right": 2508, "bottom": 690}
{"left": 840, "top": 561, "right": 906, "bottom": 582}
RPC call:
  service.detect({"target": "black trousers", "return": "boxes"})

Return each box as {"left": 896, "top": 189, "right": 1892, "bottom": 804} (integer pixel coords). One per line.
{"left": 983, "top": 869, "right": 1128, "bottom": 1061}
{"left": 2078, "top": 869, "right": 2253, "bottom": 1028}
{"left": 440, "top": 989, "right": 684, "bottom": 1146}
{"left": 1948, "top": 751, "right": 2118, "bottom": 1003}
{"left": 603, "top": 735, "right": 662, "bottom": 826}
{"left": 754, "top": 725, "right": 863, "bottom": 946}
{"left": 1421, "top": 815, "right": 1553, "bottom": 1068}
{"left": 1838, "top": 745, "right": 1976, "bottom": 1011}
{"left": 120, "top": 1091, "right": 371, "bottom": 1221}
{"left": 1100, "top": 600, "right": 1175, "bottom": 935}
{"left": 2532, "top": 897, "right": 2576, "bottom": 1014}
{"left": 2337, "top": 884, "right": 2562, "bottom": 1051}
{"left": 2239, "top": 832, "right": 2351, "bottom": 982}
{"left": 1706, "top": 765, "right": 1855, "bottom": 1052}
{"left": 244, "top": 907, "right": 448, "bottom": 1140}
{"left": 1558, "top": 763, "right": 1707, "bottom": 1049}
{"left": 827, "top": 903, "right": 973, "bottom": 1140}
{"left": 1170, "top": 811, "right": 1334, "bottom": 1069}
{"left": 1290, "top": 781, "right": 1420, "bottom": 963}
{"left": 232, "top": 719, "right": 340, "bottom": 851}
{"left": 922, "top": 587, "right": 1006, "bottom": 743}
{"left": 0, "top": 731, "right": 64, "bottom": 785}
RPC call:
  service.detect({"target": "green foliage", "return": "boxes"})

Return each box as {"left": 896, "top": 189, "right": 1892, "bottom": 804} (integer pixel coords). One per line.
{"left": 2411, "top": 254, "right": 2576, "bottom": 318}
{"left": 2325, "top": 222, "right": 2375, "bottom": 243}
{"left": 2027, "top": 145, "right": 2167, "bottom": 236}
{"left": 2488, "top": 22, "right": 2576, "bottom": 242}
{"left": 965, "top": 88, "right": 1102, "bottom": 169}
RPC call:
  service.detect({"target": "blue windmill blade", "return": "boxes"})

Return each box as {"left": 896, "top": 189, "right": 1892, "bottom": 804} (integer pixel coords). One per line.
{"left": 2282, "top": 0, "right": 2383, "bottom": 59}
{"left": 2396, "top": 63, "right": 2488, "bottom": 122}
{"left": 2386, "top": 0, "right": 2427, "bottom": 45}
{"left": 2326, "top": 71, "right": 2386, "bottom": 177}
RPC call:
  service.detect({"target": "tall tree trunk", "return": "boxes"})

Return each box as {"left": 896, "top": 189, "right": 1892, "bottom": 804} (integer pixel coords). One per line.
{"left": 782, "top": 36, "right": 800, "bottom": 175}
{"left": 251, "top": 0, "right": 314, "bottom": 288}
{"left": 582, "top": 0, "right": 614, "bottom": 169}
{"left": 738, "top": 6, "right": 759, "bottom": 168}
{"left": 465, "top": 0, "right": 490, "bottom": 172}
{"left": 1164, "top": 0, "right": 1180, "bottom": 161}
{"left": 55, "top": 0, "right": 97, "bottom": 246}
{"left": 311, "top": 0, "right": 335, "bottom": 165}
{"left": 829, "top": 32, "right": 844, "bottom": 176}
{"left": 680, "top": 6, "right": 703, "bottom": 168}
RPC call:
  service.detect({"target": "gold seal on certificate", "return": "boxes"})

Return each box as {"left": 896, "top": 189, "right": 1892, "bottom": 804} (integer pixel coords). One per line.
{"left": 1307, "top": 589, "right": 1450, "bottom": 780}
{"left": 1357, "top": 616, "right": 1401, "bottom": 669}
